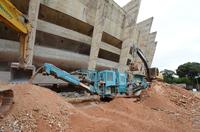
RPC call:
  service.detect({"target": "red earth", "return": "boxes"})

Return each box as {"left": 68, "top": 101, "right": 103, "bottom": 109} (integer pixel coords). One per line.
{"left": 0, "top": 81, "right": 200, "bottom": 132}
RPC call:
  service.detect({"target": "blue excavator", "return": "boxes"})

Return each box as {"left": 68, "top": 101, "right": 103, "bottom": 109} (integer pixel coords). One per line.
{"left": 32, "top": 48, "right": 150, "bottom": 99}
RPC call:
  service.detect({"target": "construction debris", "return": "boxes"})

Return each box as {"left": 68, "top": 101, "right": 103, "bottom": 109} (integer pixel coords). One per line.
{"left": 0, "top": 81, "right": 200, "bottom": 132}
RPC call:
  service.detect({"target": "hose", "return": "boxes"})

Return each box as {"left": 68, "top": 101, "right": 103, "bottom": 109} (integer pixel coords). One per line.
{"left": 29, "top": 66, "right": 44, "bottom": 83}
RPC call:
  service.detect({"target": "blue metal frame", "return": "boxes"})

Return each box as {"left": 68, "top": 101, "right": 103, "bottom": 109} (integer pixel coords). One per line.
{"left": 42, "top": 63, "right": 148, "bottom": 98}
{"left": 43, "top": 63, "right": 80, "bottom": 85}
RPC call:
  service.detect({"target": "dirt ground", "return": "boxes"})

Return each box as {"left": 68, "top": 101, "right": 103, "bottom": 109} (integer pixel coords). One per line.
{"left": 0, "top": 81, "right": 200, "bottom": 132}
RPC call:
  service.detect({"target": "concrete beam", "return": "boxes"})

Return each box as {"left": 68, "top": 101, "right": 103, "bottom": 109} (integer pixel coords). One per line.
{"left": 37, "top": 20, "right": 92, "bottom": 45}
{"left": 96, "top": 58, "right": 119, "bottom": 69}
{"left": 137, "top": 17, "right": 153, "bottom": 33}
{"left": 0, "top": 39, "right": 119, "bottom": 70}
{"left": 88, "top": 0, "right": 108, "bottom": 70}
{"left": 118, "top": 0, "right": 141, "bottom": 72}
{"left": 100, "top": 42, "right": 121, "bottom": 55}
{"left": 34, "top": 46, "right": 89, "bottom": 69}
{"left": 103, "top": 0, "right": 126, "bottom": 40}
{"left": 128, "top": 54, "right": 133, "bottom": 60}
{"left": 146, "top": 32, "right": 157, "bottom": 66}
{"left": 37, "top": 20, "right": 120, "bottom": 55}
{"left": 25, "top": 0, "right": 40, "bottom": 65}
{"left": 119, "top": 27, "right": 140, "bottom": 72}
{"left": 40, "top": 0, "right": 97, "bottom": 26}
{"left": 147, "top": 41, "right": 157, "bottom": 66}
{"left": 123, "top": 0, "right": 141, "bottom": 26}
{"left": 150, "top": 32, "right": 157, "bottom": 40}
{"left": 136, "top": 17, "right": 154, "bottom": 66}
{"left": 0, "top": 39, "right": 89, "bottom": 70}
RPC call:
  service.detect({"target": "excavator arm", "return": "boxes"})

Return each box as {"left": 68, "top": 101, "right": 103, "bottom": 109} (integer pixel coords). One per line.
{"left": 0, "top": 0, "right": 30, "bottom": 116}
{"left": 0, "top": 0, "right": 28, "bottom": 34}
{"left": 0, "top": 0, "right": 35, "bottom": 82}
{"left": 135, "top": 48, "right": 150, "bottom": 80}
{"left": 132, "top": 47, "right": 159, "bottom": 81}
{"left": 0, "top": 1, "right": 37, "bottom": 116}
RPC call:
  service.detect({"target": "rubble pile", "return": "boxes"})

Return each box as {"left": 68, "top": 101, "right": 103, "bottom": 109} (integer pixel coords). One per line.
{"left": 0, "top": 81, "right": 200, "bottom": 132}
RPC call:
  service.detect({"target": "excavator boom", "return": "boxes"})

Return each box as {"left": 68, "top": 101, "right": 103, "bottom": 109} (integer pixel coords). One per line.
{"left": 0, "top": 0, "right": 35, "bottom": 82}
{"left": 0, "top": 0, "right": 36, "bottom": 116}
{"left": 0, "top": 0, "right": 28, "bottom": 34}
{"left": 136, "top": 48, "right": 150, "bottom": 80}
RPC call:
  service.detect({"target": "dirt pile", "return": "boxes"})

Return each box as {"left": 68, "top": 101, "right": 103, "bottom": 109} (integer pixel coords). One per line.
{"left": 142, "top": 81, "right": 200, "bottom": 131}
{"left": 0, "top": 84, "right": 75, "bottom": 131}
{"left": 0, "top": 81, "right": 200, "bottom": 132}
{"left": 71, "top": 81, "right": 195, "bottom": 132}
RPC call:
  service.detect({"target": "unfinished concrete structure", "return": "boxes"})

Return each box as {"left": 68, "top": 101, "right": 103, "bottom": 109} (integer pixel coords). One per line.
{"left": 0, "top": 0, "right": 157, "bottom": 72}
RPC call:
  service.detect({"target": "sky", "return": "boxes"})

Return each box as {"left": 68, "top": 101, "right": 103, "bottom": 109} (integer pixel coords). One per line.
{"left": 114, "top": 0, "right": 200, "bottom": 71}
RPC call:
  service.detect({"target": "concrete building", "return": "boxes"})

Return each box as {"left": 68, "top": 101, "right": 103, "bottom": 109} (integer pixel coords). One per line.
{"left": 0, "top": 0, "right": 157, "bottom": 72}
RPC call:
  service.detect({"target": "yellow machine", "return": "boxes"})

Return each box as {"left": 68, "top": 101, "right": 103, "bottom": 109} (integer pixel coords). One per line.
{"left": 0, "top": 0, "right": 35, "bottom": 81}
{"left": 0, "top": 0, "right": 38, "bottom": 116}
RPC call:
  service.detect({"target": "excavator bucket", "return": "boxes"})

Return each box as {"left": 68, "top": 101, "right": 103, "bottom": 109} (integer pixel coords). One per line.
{"left": 0, "top": 88, "right": 14, "bottom": 117}
{"left": 10, "top": 63, "right": 35, "bottom": 82}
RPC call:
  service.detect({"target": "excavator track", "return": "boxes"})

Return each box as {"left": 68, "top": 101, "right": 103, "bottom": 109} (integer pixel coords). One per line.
{"left": 0, "top": 89, "right": 14, "bottom": 117}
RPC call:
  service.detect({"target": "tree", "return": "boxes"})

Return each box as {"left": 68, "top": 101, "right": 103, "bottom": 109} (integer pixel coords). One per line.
{"left": 176, "top": 62, "right": 200, "bottom": 86}
{"left": 161, "top": 68, "right": 196, "bottom": 85}
{"left": 176, "top": 62, "right": 200, "bottom": 78}
{"left": 161, "top": 69, "right": 176, "bottom": 84}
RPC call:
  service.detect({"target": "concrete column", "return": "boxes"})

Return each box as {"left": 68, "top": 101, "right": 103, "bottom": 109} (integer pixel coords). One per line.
{"left": 25, "top": 0, "right": 40, "bottom": 66}
{"left": 128, "top": 17, "right": 154, "bottom": 75}
{"left": 119, "top": 28, "right": 139, "bottom": 72}
{"left": 88, "top": 0, "right": 108, "bottom": 70}
{"left": 119, "top": 0, "right": 141, "bottom": 72}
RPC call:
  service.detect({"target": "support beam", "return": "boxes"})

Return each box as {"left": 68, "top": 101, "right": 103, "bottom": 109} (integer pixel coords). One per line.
{"left": 137, "top": 17, "right": 154, "bottom": 59}
{"left": 25, "top": 0, "right": 40, "bottom": 66}
{"left": 119, "top": 28, "right": 139, "bottom": 72}
{"left": 97, "top": 58, "right": 119, "bottom": 69}
{"left": 0, "top": 39, "right": 89, "bottom": 70}
{"left": 100, "top": 42, "right": 121, "bottom": 55}
{"left": 0, "top": 39, "right": 119, "bottom": 71}
{"left": 119, "top": 0, "right": 141, "bottom": 72}
{"left": 146, "top": 32, "right": 157, "bottom": 66}
{"left": 37, "top": 20, "right": 92, "bottom": 45}
{"left": 88, "top": 0, "right": 108, "bottom": 70}
{"left": 37, "top": 20, "right": 121, "bottom": 55}
{"left": 148, "top": 42, "right": 157, "bottom": 66}
{"left": 132, "top": 17, "right": 155, "bottom": 74}
{"left": 123, "top": 0, "right": 141, "bottom": 25}
{"left": 40, "top": 0, "right": 96, "bottom": 26}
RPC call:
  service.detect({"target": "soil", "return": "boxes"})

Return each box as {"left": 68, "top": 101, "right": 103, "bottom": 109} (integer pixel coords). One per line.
{"left": 0, "top": 81, "right": 200, "bottom": 132}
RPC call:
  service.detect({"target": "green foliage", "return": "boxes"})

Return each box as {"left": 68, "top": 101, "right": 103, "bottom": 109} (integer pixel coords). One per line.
{"left": 162, "top": 69, "right": 176, "bottom": 84}
{"left": 173, "top": 77, "right": 193, "bottom": 85}
{"left": 176, "top": 62, "right": 200, "bottom": 78}
{"left": 162, "top": 62, "right": 200, "bottom": 85}
{"left": 163, "top": 76, "right": 193, "bottom": 85}
{"left": 163, "top": 76, "right": 173, "bottom": 84}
